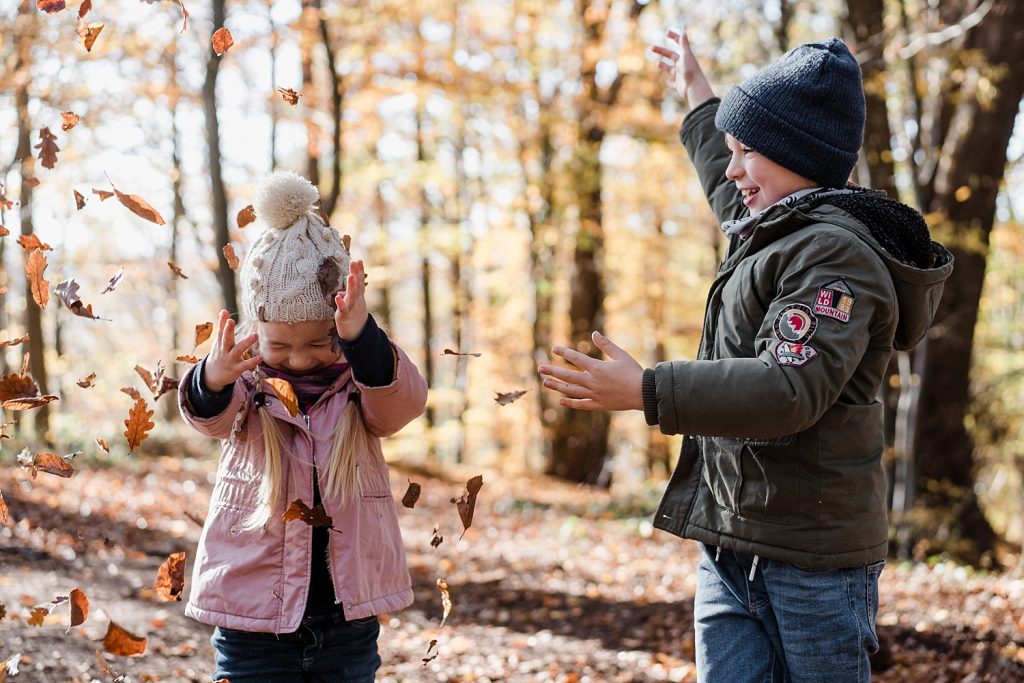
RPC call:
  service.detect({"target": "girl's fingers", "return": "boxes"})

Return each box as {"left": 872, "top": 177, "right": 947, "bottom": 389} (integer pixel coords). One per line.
{"left": 232, "top": 333, "right": 259, "bottom": 357}
{"left": 651, "top": 45, "right": 680, "bottom": 62}
{"left": 223, "top": 317, "right": 236, "bottom": 351}
{"left": 215, "top": 309, "right": 230, "bottom": 348}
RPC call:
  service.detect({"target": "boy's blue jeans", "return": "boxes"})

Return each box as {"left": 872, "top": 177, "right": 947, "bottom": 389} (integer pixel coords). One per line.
{"left": 211, "top": 612, "right": 381, "bottom": 682}
{"left": 695, "top": 543, "right": 883, "bottom": 683}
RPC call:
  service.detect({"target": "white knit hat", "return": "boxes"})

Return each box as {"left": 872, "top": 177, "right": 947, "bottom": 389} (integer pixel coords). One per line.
{"left": 239, "top": 171, "right": 351, "bottom": 323}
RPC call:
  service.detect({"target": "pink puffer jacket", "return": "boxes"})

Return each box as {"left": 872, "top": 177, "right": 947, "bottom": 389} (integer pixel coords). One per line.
{"left": 178, "top": 345, "right": 427, "bottom": 634}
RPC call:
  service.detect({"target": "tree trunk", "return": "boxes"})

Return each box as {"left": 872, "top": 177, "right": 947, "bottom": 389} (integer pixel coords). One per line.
{"left": 415, "top": 105, "right": 436, "bottom": 458}
{"left": 166, "top": 43, "right": 186, "bottom": 422}
{"left": 203, "top": 0, "right": 238, "bottom": 315}
{"left": 315, "top": 0, "right": 343, "bottom": 217}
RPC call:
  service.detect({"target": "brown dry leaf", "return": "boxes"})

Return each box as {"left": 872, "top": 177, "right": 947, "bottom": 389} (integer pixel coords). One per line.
{"left": 401, "top": 480, "right": 421, "bottom": 509}
{"left": 265, "top": 377, "right": 298, "bottom": 417}
{"left": 450, "top": 475, "right": 483, "bottom": 539}
{"left": 95, "top": 437, "right": 110, "bottom": 453}
{"left": 0, "top": 372, "right": 38, "bottom": 401}
{"left": 442, "top": 348, "right": 482, "bottom": 357}
{"left": 100, "top": 267, "right": 124, "bottom": 294}
{"left": 154, "top": 376, "right": 179, "bottom": 402}
{"left": 212, "top": 27, "right": 233, "bottom": 55}
{"left": 237, "top": 204, "right": 256, "bottom": 228}
{"left": 73, "top": 189, "right": 85, "bottom": 210}
{"left": 61, "top": 111, "right": 80, "bottom": 132}
{"left": 68, "top": 588, "right": 88, "bottom": 629}
{"left": 175, "top": 354, "right": 199, "bottom": 364}
{"left": 76, "top": 23, "right": 104, "bottom": 52}
{"left": 436, "top": 578, "right": 452, "bottom": 627}
{"left": 167, "top": 260, "right": 188, "bottom": 279}
{"left": 37, "top": 0, "right": 65, "bottom": 13}
{"left": 3, "top": 395, "right": 58, "bottom": 410}
{"left": 282, "top": 499, "right": 334, "bottom": 529}
{"left": 194, "top": 322, "right": 213, "bottom": 348}
{"left": 55, "top": 279, "right": 106, "bottom": 320}
{"left": 154, "top": 552, "right": 186, "bottom": 601}
{"left": 223, "top": 244, "right": 239, "bottom": 271}
{"left": 91, "top": 188, "right": 113, "bottom": 201}
{"left": 423, "top": 638, "right": 439, "bottom": 664}
{"left": 17, "top": 234, "right": 53, "bottom": 251}
{"left": 134, "top": 362, "right": 162, "bottom": 394}
{"left": 78, "top": 0, "right": 91, "bottom": 18}
{"left": 34, "top": 128, "right": 59, "bottom": 169}
{"left": 0, "top": 492, "right": 8, "bottom": 525}
{"left": 277, "top": 86, "right": 301, "bottom": 105}
{"left": 27, "top": 607, "right": 48, "bottom": 627}
{"left": 76, "top": 372, "right": 96, "bottom": 388}
{"left": 123, "top": 397, "right": 155, "bottom": 453}
{"left": 113, "top": 187, "right": 165, "bottom": 225}
{"left": 0, "top": 334, "right": 29, "bottom": 348}
{"left": 102, "top": 620, "right": 147, "bottom": 656}
{"left": 430, "top": 523, "right": 443, "bottom": 548}
{"left": 17, "top": 449, "right": 76, "bottom": 479}
{"left": 26, "top": 249, "right": 49, "bottom": 308}
{"left": 120, "top": 386, "right": 142, "bottom": 400}
{"left": 174, "top": 0, "right": 189, "bottom": 32}
{"left": 495, "top": 390, "right": 527, "bottom": 406}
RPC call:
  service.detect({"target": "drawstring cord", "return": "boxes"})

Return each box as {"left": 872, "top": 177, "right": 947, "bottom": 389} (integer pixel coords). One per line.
{"left": 749, "top": 555, "right": 760, "bottom": 581}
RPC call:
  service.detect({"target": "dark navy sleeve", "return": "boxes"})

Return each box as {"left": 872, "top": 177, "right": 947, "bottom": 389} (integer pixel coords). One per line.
{"left": 338, "top": 314, "right": 395, "bottom": 387}
{"left": 186, "top": 357, "right": 235, "bottom": 418}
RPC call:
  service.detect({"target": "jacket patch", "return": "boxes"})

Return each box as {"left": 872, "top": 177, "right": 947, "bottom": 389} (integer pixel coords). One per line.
{"left": 814, "top": 278, "right": 855, "bottom": 323}
{"left": 773, "top": 304, "right": 818, "bottom": 344}
{"left": 775, "top": 342, "right": 818, "bottom": 367}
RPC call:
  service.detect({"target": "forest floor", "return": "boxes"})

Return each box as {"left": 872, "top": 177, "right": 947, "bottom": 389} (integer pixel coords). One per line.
{"left": 1, "top": 451, "right": 1023, "bottom": 683}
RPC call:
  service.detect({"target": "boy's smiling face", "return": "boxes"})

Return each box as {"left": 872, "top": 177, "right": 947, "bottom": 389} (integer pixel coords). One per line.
{"left": 724, "top": 134, "right": 817, "bottom": 214}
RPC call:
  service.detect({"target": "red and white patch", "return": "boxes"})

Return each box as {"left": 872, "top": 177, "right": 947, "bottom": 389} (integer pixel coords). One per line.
{"left": 774, "top": 342, "right": 818, "bottom": 367}
{"left": 773, "top": 304, "right": 818, "bottom": 344}
{"left": 814, "top": 278, "right": 856, "bottom": 323}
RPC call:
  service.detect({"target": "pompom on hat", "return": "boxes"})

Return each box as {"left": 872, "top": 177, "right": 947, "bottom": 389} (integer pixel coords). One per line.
{"left": 714, "top": 37, "right": 866, "bottom": 189}
{"left": 239, "top": 170, "right": 351, "bottom": 323}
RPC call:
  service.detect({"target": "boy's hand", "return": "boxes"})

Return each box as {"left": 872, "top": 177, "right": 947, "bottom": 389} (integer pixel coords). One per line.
{"left": 538, "top": 331, "right": 644, "bottom": 412}
{"left": 335, "top": 259, "right": 369, "bottom": 341}
{"left": 203, "top": 309, "right": 261, "bottom": 392}
{"left": 651, "top": 29, "right": 715, "bottom": 109}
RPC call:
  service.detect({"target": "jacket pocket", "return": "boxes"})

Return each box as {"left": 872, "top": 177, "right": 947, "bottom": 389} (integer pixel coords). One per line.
{"left": 704, "top": 437, "right": 798, "bottom": 525}
{"left": 654, "top": 436, "right": 702, "bottom": 537}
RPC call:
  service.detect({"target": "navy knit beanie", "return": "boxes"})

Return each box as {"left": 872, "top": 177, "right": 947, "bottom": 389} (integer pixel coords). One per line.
{"left": 715, "top": 37, "right": 866, "bottom": 189}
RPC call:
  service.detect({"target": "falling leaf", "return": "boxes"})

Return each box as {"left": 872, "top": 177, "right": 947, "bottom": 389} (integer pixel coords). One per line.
{"left": 55, "top": 278, "right": 107, "bottom": 320}
{"left": 430, "top": 523, "right": 443, "bottom": 548}
{"left": 175, "top": 354, "right": 199, "bottom": 364}
{"left": 17, "top": 449, "right": 76, "bottom": 479}
{"left": 123, "top": 397, "right": 155, "bottom": 453}
{"left": 68, "top": 588, "right": 88, "bottom": 630}
{"left": 0, "top": 334, "right": 29, "bottom": 348}
{"left": 120, "top": 386, "right": 142, "bottom": 400}
{"left": 102, "top": 621, "right": 147, "bottom": 656}
{"left": 450, "top": 475, "right": 483, "bottom": 539}
{"left": 0, "top": 225, "right": 8, "bottom": 236}
{"left": 95, "top": 437, "right": 109, "bottom": 453}
{"left": 167, "top": 260, "right": 188, "bottom": 279}
{"left": 0, "top": 492, "right": 8, "bottom": 525}
{"left": 27, "top": 607, "right": 48, "bottom": 627}
{"left": 442, "top": 348, "right": 482, "bottom": 357}
{"left": 212, "top": 27, "right": 233, "bottom": 55}
{"left": 33, "top": 128, "right": 59, "bottom": 169}
{"left": 264, "top": 377, "right": 298, "bottom": 417}
{"left": 76, "top": 372, "right": 97, "bottom": 388}
{"left": 74, "top": 189, "right": 85, "bottom": 210}
{"left": 78, "top": 0, "right": 91, "bottom": 18}
{"left": 436, "top": 578, "right": 452, "bottom": 627}
{"left": 91, "top": 188, "right": 113, "bottom": 201}
{"left": 18, "top": 234, "right": 53, "bottom": 251}
{"left": 401, "top": 480, "right": 421, "bottom": 509}
{"left": 2, "top": 653, "right": 20, "bottom": 679}
{"left": 26, "top": 249, "right": 49, "bottom": 308}
{"left": 76, "top": 23, "right": 104, "bottom": 52}
{"left": 223, "top": 244, "right": 239, "bottom": 270}
{"left": 237, "top": 204, "right": 256, "bottom": 228}
{"left": 0, "top": 372, "right": 57, "bottom": 411}
{"left": 194, "top": 322, "right": 213, "bottom": 348}
{"left": 154, "top": 552, "right": 186, "bottom": 601}
{"left": 154, "top": 376, "right": 179, "bottom": 402}
{"left": 37, "top": 0, "right": 65, "bottom": 13}
{"left": 495, "top": 390, "right": 528, "bottom": 406}
{"left": 277, "top": 87, "right": 301, "bottom": 105}
{"left": 422, "top": 639, "right": 439, "bottom": 664}
{"left": 3, "top": 395, "right": 58, "bottom": 410}
{"left": 100, "top": 267, "right": 124, "bottom": 294}
{"left": 112, "top": 187, "right": 165, "bottom": 225}
{"left": 282, "top": 499, "right": 334, "bottom": 529}
{"left": 134, "top": 362, "right": 163, "bottom": 394}
{"left": 174, "top": 0, "right": 189, "bottom": 32}
{"left": 61, "top": 111, "right": 80, "bottom": 131}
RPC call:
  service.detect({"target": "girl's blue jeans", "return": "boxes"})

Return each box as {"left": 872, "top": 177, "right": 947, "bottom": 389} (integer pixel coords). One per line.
{"left": 695, "top": 543, "right": 883, "bottom": 683}
{"left": 211, "top": 612, "right": 381, "bottom": 682}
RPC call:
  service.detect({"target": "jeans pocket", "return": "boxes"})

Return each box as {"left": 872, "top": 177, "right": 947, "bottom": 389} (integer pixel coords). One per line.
{"left": 865, "top": 559, "right": 884, "bottom": 636}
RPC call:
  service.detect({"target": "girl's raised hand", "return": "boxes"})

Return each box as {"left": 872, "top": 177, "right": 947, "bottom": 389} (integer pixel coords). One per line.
{"left": 202, "top": 309, "right": 261, "bottom": 392}
{"left": 651, "top": 29, "right": 715, "bottom": 109}
{"left": 335, "top": 259, "right": 369, "bottom": 341}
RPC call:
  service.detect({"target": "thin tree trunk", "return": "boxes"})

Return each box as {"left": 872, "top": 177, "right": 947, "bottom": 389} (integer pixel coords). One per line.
{"left": 166, "top": 43, "right": 186, "bottom": 422}
{"left": 415, "top": 106, "right": 436, "bottom": 458}
{"left": 315, "top": 0, "right": 343, "bottom": 216}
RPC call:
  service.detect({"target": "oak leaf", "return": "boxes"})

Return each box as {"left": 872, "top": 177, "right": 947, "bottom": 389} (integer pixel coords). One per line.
{"left": 55, "top": 278, "right": 107, "bottom": 320}
{"left": 167, "top": 260, "right": 188, "bottom": 279}
{"left": 0, "top": 334, "right": 29, "bottom": 348}
{"left": 61, "top": 111, "right": 80, "bottom": 132}
{"left": 68, "top": 588, "right": 88, "bottom": 630}
{"left": 78, "top": 0, "right": 91, "bottom": 18}
{"left": 26, "top": 249, "right": 49, "bottom": 308}
{"left": 450, "top": 475, "right": 483, "bottom": 539}
{"left": 76, "top": 23, "right": 104, "bottom": 52}
{"left": 223, "top": 244, "right": 239, "bottom": 270}
{"left": 74, "top": 189, "right": 85, "bottom": 210}
{"left": 401, "top": 480, "right": 421, "bottom": 509}
{"left": 18, "top": 234, "right": 53, "bottom": 251}
{"left": 436, "top": 578, "right": 452, "bottom": 627}
{"left": 91, "top": 188, "right": 113, "bottom": 201}
{"left": 154, "top": 552, "right": 186, "bottom": 601}
{"left": 123, "top": 397, "right": 155, "bottom": 453}
{"left": 282, "top": 499, "right": 334, "bottom": 529}
{"left": 212, "top": 27, "right": 233, "bottom": 55}
{"left": 100, "top": 267, "right": 124, "bottom": 293}
{"left": 27, "top": 607, "right": 47, "bottom": 627}
{"left": 237, "top": 204, "right": 256, "bottom": 228}
{"left": 113, "top": 187, "right": 165, "bottom": 225}
{"left": 33, "top": 128, "right": 59, "bottom": 169}
{"left": 76, "top": 372, "right": 96, "bottom": 388}
{"left": 265, "top": 377, "right": 298, "bottom": 417}
{"left": 102, "top": 620, "right": 147, "bottom": 656}
{"left": 277, "top": 87, "right": 301, "bottom": 105}
{"left": 495, "top": 390, "right": 527, "bottom": 406}
{"left": 37, "top": 0, "right": 65, "bottom": 13}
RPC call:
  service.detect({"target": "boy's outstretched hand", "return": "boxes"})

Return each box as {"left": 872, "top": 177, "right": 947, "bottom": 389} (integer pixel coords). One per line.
{"left": 538, "top": 331, "right": 644, "bottom": 412}
{"left": 203, "top": 309, "right": 262, "bottom": 393}
{"left": 335, "top": 259, "right": 369, "bottom": 341}
{"left": 650, "top": 29, "right": 715, "bottom": 109}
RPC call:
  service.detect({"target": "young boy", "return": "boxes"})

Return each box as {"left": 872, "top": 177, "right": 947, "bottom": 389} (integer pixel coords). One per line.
{"left": 538, "top": 33, "right": 954, "bottom": 682}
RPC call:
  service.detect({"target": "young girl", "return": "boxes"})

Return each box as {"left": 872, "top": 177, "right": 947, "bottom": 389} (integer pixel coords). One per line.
{"left": 178, "top": 170, "right": 428, "bottom": 682}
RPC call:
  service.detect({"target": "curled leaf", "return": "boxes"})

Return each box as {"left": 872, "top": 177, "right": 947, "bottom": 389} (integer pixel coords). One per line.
{"left": 436, "top": 578, "right": 452, "bottom": 627}
{"left": 223, "top": 244, "right": 239, "bottom": 271}
{"left": 78, "top": 0, "right": 91, "bottom": 18}
{"left": 264, "top": 377, "right": 298, "bottom": 417}
{"left": 102, "top": 620, "right": 147, "bottom": 656}
{"left": 95, "top": 437, "right": 110, "bottom": 453}
{"left": 17, "top": 448, "right": 75, "bottom": 479}
{"left": 0, "top": 334, "right": 29, "bottom": 348}
{"left": 68, "top": 588, "right": 88, "bottom": 630}
{"left": 76, "top": 372, "right": 97, "bottom": 388}
{"left": 401, "top": 480, "right": 421, "bottom": 509}
{"left": 55, "top": 278, "right": 107, "bottom": 320}
{"left": 442, "top": 348, "right": 481, "bottom": 357}
{"left": 282, "top": 499, "right": 334, "bottom": 529}
{"left": 154, "top": 552, "right": 186, "bottom": 601}
{"left": 167, "top": 260, "right": 188, "bottom": 279}
{"left": 277, "top": 87, "right": 301, "bottom": 105}
{"left": 194, "top": 322, "right": 213, "bottom": 348}
{"left": 113, "top": 187, "right": 165, "bottom": 225}
{"left": 61, "top": 111, "right": 80, "bottom": 132}
{"left": 18, "top": 234, "right": 53, "bottom": 251}
{"left": 100, "top": 267, "right": 124, "bottom": 294}
{"left": 37, "top": 0, "right": 66, "bottom": 13}
{"left": 450, "top": 475, "right": 483, "bottom": 539}
{"left": 76, "top": 22, "right": 104, "bottom": 52}
{"left": 74, "top": 189, "right": 86, "bottom": 210}
{"left": 26, "top": 250, "right": 49, "bottom": 308}
{"left": 92, "top": 188, "right": 113, "bottom": 201}
{"left": 237, "top": 204, "right": 256, "bottom": 228}
{"left": 0, "top": 491, "right": 9, "bottom": 525}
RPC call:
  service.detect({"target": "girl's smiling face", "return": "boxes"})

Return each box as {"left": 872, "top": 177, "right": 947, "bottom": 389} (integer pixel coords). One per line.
{"left": 257, "top": 319, "right": 340, "bottom": 375}
{"left": 724, "top": 133, "right": 817, "bottom": 214}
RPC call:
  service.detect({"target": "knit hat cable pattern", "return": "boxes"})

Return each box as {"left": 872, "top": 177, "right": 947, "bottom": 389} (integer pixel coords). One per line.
{"left": 715, "top": 37, "right": 866, "bottom": 188}
{"left": 240, "top": 171, "right": 351, "bottom": 323}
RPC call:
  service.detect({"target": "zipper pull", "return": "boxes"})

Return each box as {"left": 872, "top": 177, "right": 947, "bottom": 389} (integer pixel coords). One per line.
{"left": 303, "top": 413, "right": 310, "bottom": 430}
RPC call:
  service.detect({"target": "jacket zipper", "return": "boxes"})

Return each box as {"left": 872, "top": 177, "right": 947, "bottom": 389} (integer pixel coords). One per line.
{"left": 303, "top": 410, "right": 343, "bottom": 610}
